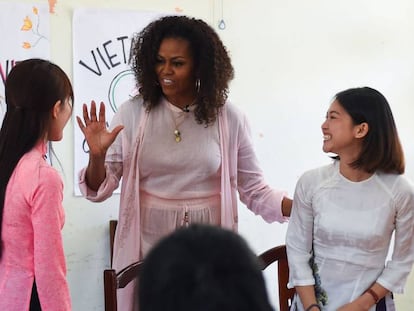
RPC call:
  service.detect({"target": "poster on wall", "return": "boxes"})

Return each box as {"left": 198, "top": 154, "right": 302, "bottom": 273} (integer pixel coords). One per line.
{"left": 0, "top": 2, "right": 50, "bottom": 124}
{"left": 73, "top": 8, "right": 163, "bottom": 195}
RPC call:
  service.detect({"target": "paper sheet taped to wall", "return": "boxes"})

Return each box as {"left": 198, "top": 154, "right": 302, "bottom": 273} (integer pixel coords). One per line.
{"left": 72, "top": 8, "right": 164, "bottom": 196}
{"left": 0, "top": 2, "right": 50, "bottom": 126}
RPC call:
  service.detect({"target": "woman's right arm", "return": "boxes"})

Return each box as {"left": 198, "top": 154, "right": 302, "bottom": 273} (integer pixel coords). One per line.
{"left": 77, "top": 101, "right": 124, "bottom": 191}
{"left": 286, "top": 174, "right": 319, "bottom": 309}
{"left": 84, "top": 153, "right": 106, "bottom": 191}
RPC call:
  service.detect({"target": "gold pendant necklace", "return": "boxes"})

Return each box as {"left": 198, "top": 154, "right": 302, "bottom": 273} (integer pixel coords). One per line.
{"left": 168, "top": 105, "right": 188, "bottom": 143}
{"left": 174, "top": 129, "right": 182, "bottom": 142}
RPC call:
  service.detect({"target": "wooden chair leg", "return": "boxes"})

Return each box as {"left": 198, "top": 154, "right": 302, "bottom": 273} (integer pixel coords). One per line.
{"left": 104, "top": 269, "right": 118, "bottom": 311}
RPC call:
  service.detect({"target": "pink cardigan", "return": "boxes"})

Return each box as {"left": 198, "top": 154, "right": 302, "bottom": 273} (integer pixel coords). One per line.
{"left": 0, "top": 142, "right": 71, "bottom": 311}
{"left": 79, "top": 97, "right": 288, "bottom": 310}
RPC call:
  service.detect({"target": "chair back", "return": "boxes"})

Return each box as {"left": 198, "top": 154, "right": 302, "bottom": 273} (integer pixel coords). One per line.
{"left": 105, "top": 219, "right": 143, "bottom": 311}
{"left": 103, "top": 260, "right": 144, "bottom": 311}
{"left": 109, "top": 219, "right": 118, "bottom": 265}
{"left": 257, "top": 245, "right": 295, "bottom": 311}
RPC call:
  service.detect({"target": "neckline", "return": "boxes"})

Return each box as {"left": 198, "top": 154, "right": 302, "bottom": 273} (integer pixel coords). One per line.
{"left": 334, "top": 161, "right": 376, "bottom": 184}
{"left": 163, "top": 97, "right": 196, "bottom": 113}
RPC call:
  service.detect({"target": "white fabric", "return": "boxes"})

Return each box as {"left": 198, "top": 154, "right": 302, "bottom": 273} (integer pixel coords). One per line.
{"left": 286, "top": 161, "right": 414, "bottom": 311}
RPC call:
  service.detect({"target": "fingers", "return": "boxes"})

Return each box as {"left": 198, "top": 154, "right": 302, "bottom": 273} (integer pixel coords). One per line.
{"left": 80, "top": 100, "right": 107, "bottom": 126}
{"left": 82, "top": 102, "right": 92, "bottom": 125}
{"left": 107, "top": 125, "right": 124, "bottom": 146}
{"left": 76, "top": 101, "right": 123, "bottom": 148}
{"left": 90, "top": 100, "right": 97, "bottom": 122}
{"left": 76, "top": 116, "right": 85, "bottom": 131}
{"left": 111, "top": 125, "right": 124, "bottom": 137}
{"left": 99, "top": 102, "right": 106, "bottom": 124}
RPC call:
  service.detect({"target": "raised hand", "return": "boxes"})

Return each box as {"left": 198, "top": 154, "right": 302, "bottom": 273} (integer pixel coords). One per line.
{"left": 76, "top": 100, "right": 124, "bottom": 158}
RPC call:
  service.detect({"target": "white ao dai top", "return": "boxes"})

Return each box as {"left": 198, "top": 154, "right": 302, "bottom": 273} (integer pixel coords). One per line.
{"left": 286, "top": 161, "right": 414, "bottom": 311}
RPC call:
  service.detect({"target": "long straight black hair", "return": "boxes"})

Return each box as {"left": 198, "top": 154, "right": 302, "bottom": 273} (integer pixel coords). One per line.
{"left": 0, "top": 58, "right": 73, "bottom": 258}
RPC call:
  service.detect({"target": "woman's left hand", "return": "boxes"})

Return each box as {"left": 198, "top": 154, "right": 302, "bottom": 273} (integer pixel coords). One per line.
{"left": 282, "top": 197, "right": 293, "bottom": 217}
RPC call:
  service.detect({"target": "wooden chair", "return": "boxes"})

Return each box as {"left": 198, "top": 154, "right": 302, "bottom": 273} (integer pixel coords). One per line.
{"left": 105, "top": 219, "right": 145, "bottom": 311}
{"left": 109, "top": 219, "right": 118, "bottom": 265}
{"left": 103, "top": 260, "right": 144, "bottom": 311}
{"left": 257, "top": 244, "right": 296, "bottom": 311}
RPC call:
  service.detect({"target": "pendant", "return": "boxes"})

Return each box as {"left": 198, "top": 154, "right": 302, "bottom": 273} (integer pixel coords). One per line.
{"left": 174, "top": 129, "right": 181, "bottom": 142}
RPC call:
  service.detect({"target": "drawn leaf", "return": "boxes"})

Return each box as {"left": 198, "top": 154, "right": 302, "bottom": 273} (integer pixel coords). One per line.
{"left": 21, "top": 16, "right": 33, "bottom": 31}
{"left": 33, "top": 6, "right": 38, "bottom": 15}
{"left": 22, "top": 42, "right": 32, "bottom": 49}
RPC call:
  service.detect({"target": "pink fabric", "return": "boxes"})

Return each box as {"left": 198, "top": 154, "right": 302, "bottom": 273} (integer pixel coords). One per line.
{"left": 0, "top": 142, "right": 71, "bottom": 311}
{"left": 78, "top": 97, "right": 288, "bottom": 311}
{"left": 138, "top": 100, "right": 221, "bottom": 198}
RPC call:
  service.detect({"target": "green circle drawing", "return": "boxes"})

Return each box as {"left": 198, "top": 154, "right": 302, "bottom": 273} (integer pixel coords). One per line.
{"left": 108, "top": 69, "right": 137, "bottom": 113}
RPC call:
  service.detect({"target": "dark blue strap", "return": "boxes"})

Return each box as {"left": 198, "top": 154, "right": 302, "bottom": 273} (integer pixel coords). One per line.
{"left": 375, "top": 293, "right": 393, "bottom": 311}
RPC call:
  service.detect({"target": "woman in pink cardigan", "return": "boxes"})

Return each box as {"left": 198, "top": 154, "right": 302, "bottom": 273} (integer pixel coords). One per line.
{"left": 0, "top": 59, "right": 73, "bottom": 310}
{"left": 77, "top": 15, "right": 292, "bottom": 310}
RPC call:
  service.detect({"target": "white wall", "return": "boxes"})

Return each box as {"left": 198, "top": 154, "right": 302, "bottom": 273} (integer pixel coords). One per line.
{"left": 1, "top": 0, "right": 413, "bottom": 310}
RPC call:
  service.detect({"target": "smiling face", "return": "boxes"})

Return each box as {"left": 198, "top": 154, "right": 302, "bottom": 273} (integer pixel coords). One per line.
{"left": 155, "top": 37, "right": 196, "bottom": 107}
{"left": 321, "top": 100, "right": 367, "bottom": 159}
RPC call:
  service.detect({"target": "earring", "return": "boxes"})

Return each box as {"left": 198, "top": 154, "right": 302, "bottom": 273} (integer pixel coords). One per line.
{"left": 195, "top": 79, "right": 201, "bottom": 92}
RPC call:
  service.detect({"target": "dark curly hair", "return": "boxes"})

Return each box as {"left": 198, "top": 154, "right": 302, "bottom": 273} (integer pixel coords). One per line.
{"left": 130, "top": 15, "right": 234, "bottom": 125}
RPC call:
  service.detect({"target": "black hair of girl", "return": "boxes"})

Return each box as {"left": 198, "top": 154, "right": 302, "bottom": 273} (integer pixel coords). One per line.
{"left": 334, "top": 86, "right": 404, "bottom": 174}
{"left": 139, "top": 224, "right": 273, "bottom": 311}
{"left": 0, "top": 58, "right": 73, "bottom": 258}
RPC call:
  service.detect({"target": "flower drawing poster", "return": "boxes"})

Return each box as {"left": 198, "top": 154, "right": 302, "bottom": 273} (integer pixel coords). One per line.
{"left": 0, "top": 2, "right": 50, "bottom": 123}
